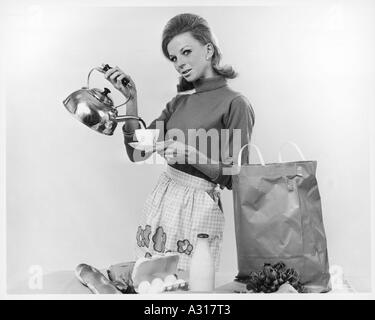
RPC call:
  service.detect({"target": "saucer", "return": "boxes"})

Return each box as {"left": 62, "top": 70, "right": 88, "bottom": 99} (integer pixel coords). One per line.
{"left": 129, "top": 141, "right": 170, "bottom": 152}
{"left": 128, "top": 142, "right": 155, "bottom": 152}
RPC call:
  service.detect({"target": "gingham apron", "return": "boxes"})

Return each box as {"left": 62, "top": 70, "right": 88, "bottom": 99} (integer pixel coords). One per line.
{"left": 135, "top": 165, "right": 225, "bottom": 271}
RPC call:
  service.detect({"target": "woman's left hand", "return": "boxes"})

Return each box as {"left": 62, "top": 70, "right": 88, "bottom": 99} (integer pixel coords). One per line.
{"left": 157, "top": 140, "right": 199, "bottom": 164}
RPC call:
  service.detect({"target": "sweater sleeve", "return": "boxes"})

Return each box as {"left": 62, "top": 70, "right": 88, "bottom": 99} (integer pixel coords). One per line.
{"left": 212, "top": 95, "right": 255, "bottom": 189}
{"left": 122, "top": 95, "right": 179, "bottom": 162}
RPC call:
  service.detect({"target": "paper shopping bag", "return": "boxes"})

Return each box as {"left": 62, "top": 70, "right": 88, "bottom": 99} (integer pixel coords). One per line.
{"left": 232, "top": 142, "right": 331, "bottom": 293}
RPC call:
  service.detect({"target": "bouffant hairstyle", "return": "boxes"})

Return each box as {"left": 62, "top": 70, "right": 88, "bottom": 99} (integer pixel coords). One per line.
{"left": 161, "top": 13, "right": 237, "bottom": 92}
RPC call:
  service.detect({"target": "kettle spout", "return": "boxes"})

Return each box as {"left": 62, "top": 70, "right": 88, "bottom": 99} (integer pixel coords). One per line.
{"left": 115, "top": 115, "right": 146, "bottom": 128}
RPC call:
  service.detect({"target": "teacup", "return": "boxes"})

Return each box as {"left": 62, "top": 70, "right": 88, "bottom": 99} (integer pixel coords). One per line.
{"left": 135, "top": 129, "right": 160, "bottom": 146}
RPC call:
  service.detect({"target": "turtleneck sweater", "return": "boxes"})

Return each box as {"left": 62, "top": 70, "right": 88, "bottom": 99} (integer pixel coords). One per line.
{"left": 123, "top": 76, "right": 255, "bottom": 190}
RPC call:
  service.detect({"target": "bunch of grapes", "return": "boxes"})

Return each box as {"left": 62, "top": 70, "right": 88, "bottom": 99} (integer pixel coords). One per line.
{"left": 236, "top": 262, "right": 305, "bottom": 293}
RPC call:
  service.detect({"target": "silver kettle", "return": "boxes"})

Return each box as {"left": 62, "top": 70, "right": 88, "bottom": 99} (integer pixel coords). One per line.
{"left": 63, "top": 64, "right": 146, "bottom": 135}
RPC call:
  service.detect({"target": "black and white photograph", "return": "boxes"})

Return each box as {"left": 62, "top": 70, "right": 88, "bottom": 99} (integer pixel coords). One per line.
{"left": 0, "top": 0, "right": 374, "bottom": 301}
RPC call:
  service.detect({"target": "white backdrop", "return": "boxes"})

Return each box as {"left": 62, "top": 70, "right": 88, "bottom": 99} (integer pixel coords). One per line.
{"left": 4, "top": 1, "right": 374, "bottom": 291}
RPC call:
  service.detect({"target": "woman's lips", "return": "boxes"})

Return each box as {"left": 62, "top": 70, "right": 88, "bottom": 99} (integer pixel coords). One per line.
{"left": 182, "top": 69, "right": 192, "bottom": 77}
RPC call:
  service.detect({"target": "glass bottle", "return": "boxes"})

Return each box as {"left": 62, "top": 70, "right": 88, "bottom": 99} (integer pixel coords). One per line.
{"left": 189, "top": 233, "right": 215, "bottom": 292}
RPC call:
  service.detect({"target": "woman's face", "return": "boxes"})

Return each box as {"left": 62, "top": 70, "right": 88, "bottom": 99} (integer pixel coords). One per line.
{"left": 167, "top": 32, "right": 215, "bottom": 82}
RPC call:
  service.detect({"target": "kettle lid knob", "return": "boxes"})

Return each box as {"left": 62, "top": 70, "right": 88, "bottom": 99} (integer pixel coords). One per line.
{"left": 102, "top": 88, "right": 111, "bottom": 96}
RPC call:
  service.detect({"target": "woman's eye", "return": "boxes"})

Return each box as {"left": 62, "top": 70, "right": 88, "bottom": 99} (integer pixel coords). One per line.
{"left": 169, "top": 51, "right": 190, "bottom": 62}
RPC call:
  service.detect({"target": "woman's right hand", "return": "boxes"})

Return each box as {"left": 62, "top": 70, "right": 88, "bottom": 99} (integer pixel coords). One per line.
{"left": 103, "top": 66, "right": 137, "bottom": 101}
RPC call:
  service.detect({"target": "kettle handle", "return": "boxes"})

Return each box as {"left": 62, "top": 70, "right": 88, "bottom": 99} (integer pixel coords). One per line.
{"left": 101, "top": 64, "right": 130, "bottom": 87}
{"left": 86, "top": 66, "right": 133, "bottom": 108}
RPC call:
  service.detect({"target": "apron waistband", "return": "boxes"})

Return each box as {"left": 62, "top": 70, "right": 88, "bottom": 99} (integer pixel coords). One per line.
{"left": 165, "top": 165, "right": 218, "bottom": 192}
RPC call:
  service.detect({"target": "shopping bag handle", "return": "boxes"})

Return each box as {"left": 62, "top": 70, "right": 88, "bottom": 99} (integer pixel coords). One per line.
{"left": 237, "top": 143, "right": 266, "bottom": 167}
{"left": 278, "top": 141, "right": 306, "bottom": 163}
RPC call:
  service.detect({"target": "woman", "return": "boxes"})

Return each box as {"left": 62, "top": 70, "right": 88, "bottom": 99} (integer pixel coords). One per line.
{"left": 104, "top": 13, "right": 255, "bottom": 272}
